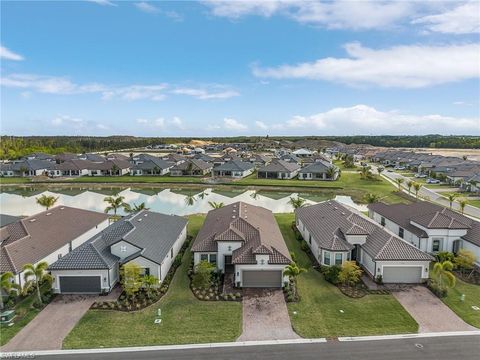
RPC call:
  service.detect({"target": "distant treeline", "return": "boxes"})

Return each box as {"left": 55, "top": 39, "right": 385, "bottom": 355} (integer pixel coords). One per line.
{"left": 1, "top": 135, "right": 478, "bottom": 160}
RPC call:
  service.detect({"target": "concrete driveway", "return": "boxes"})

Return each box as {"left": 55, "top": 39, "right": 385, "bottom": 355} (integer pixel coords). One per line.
{"left": 237, "top": 288, "right": 300, "bottom": 341}
{"left": 393, "top": 286, "right": 477, "bottom": 333}
{"left": 2, "top": 289, "right": 120, "bottom": 352}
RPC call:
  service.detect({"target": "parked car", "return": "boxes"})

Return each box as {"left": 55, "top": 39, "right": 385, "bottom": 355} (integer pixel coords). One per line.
{"left": 394, "top": 166, "right": 406, "bottom": 170}
{"left": 414, "top": 173, "right": 427, "bottom": 178}
{"left": 426, "top": 178, "right": 441, "bottom": 184}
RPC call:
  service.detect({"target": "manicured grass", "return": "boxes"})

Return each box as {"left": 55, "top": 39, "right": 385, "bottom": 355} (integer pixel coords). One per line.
{"left": 275, "top": 213, "right": 419, "bottom": 337}
{"left": 441, "top": 278, "right": 480, "bottom": 328}
{"left": 63, "top": 215, "right": 242, "bottom": 349}
{"left": 333, "top": 160, "right": 359, "bottom": 171}
{"left": 466, "top": 199, "right": 480, "bottom": 209}
{"left": 66, "top": 175, "right": 205, "bottom": 184}
{"left": 0, "top": 177, "right": 32, "bottom": 184}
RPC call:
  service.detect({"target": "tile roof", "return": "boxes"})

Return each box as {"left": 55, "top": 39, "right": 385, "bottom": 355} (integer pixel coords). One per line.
{"left": 0, "top": 206, "right": 109, "bottom": 273}
{"left": 257, "top": 159, "right": 300, "bottom": 173}
{"left": 296, "top": 201, "right": 433, "bottom": 261}
{"left": 191, "top": 202, "right": 291, "bottom": 265}
{"left": 214, "top": 160, "right": 254, "bottom": 172}
{"left": 299, "top": 160, "right": 336, "bottom": 174}
{"left": 171, "top": 159, "right": 213, "bottom": 171}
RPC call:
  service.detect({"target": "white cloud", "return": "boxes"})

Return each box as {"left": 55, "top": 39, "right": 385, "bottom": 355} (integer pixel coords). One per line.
{"left": 255, "top": 121, "right": 269, "bottom": 130}
{"left": 87, "top": 0, "right": 117, "bottom": 6}
{"left": 52, "top": 115, "right": 85, "bottom": 127}
{"left": 102, "top": 84, "right": 167, "bottom": 101}
{"left": 223, "top": 118, "right": 248, "bottom": 131}
{"left": 51, "top": 115, "right": 109, "bottom": 132}
{"left": 0, "top": 74, "right": 106, "bottom": 94}
{"left": 278, "top": 105, "right": 479, "bottom": 135}
{"left": 136, "top": 117, "right": 187, "bottom": 129}
{"left": 171, "top": 117, "right": 186, "bottom": 130}
{"left": 412, "top": 2, "right": 480, "bottom": 34}
{"left": 0, "top": 45, "right": 24, "bottom": 61}
{"left": 136, "top": 118, "right": 149, "bottom": 124}
{"left": 171, "top": 87, "right": 239, "bottom": 100}
{"left": 135, "top": 2, "right": 159, "bottom": 14}
{"left": 252, "top": 42, "right": 480, "bottom": 88}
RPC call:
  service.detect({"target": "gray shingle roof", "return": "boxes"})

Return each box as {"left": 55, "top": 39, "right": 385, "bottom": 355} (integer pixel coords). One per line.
{"left": 257, "top": 160, "right": 300, "bottom": 173}
{"left": 296, "top": 201, "right": 433, "bottom": 261}
{"left": 0, "top": 214, "right": 22, "bottom": 228}
{"left": 299, "top": 160, "right": 336, "bottom": 174}
{"left": 214, "top": 160, "right": 254, "bottom": 172}
{"left": 171, "top": 159, "right": 212, "bottom": 171}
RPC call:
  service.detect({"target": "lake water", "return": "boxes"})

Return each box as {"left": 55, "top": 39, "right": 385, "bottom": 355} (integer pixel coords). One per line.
{"left": 0, "top": 186, "right": 366, "bottom": 217}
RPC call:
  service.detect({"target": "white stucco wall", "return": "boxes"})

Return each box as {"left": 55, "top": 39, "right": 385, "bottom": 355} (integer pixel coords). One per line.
{"left": 50, "top": 269, "right": 111, "bottom": 293}
{"left": 234, "top": 264, "right": 289, "bottom": 287}
{"left": 216, "top": 241, "right": 243, "bottom": 271}
{"left": 125, "top": 256, "right": 161, "bottom": 283}
{"left": 111, "top": 240, "right": 142, "bottom": 260}
{"left": 159, "top": 226, "right": 187, "bottom": 281}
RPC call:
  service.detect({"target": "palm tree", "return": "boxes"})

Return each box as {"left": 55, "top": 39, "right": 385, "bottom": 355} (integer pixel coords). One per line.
{"left": 358, "top": 166, "right": 371, "bottom": 180}
{"left": 413, "top": 182, "right": 421, "bottom": 199}
{"left": 283, "top": 262, "right": 307, "bottom": 298}
{"left": 36, "top": 194, "right": 59, "bottom": 210}
{"left": 185, "top": 194, "right": 196, "bottom": 206}
{"left": 22, "top": 262, "right": 52, "bottom": 305}
{"left": 104, "top": 196, "right": 130, "bottom": 216}
{"left": 197, "top": 190, "right": 208, "bottom": 200}
{"left": 326, "top": 166, "right": 337, "bottom": 180}
{"left": 1, "top": 272, "right": 20, "bottom": 309}
{"left": 407, "top": 180, "right": 414, "bottom": 195}
{"left": 431, "top": 261, "right": 456, "bottom": 290}
{"left": 446, "top": 193, "right": 459, "bottom": 209}
{"left": 110, "top": 164, "right": 120, "bottom": 176}
{"left": 364, "top": 193, "right": 380, "bottom": 204}
{"left": 289, "top": 196, "right": 306, "bottom": 210}
{"left": 208, "top": 201, "right": 224, "bottom": 209}
{"left": 458, "top": 198, "right": 468, "bottom": 215}
{"left": 395, "top": 177, "right": 404, "bottom": 191}
{"left": 250, "top": 190, "right": 259, "bottom": 200}
{"left": 126, "top": 202, "right": 150, "bottom": 213}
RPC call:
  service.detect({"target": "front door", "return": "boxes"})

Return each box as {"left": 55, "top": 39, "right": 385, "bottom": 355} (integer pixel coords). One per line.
{"left": 351, "top": 245, "right": 358, "bottom": 261}
{"left": 225, "top": 255, "right": 234, "bottom": 273}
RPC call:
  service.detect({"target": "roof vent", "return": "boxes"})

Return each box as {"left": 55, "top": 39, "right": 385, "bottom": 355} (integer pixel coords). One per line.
{"left": 60, "top": 207, "right": 65, "bottom": 210}
{"left": 138, "top": 218, "right": 142, "bottom": 222}
{"left": 29, "top": 218, "right": 37, "bottom": 222}
{"left": 341, "top": 212, "right": 346, "bottom": 215}
{"left": 144, "top": 213, "right": 148, "bottom": 217}
{"left": 46, "top": 212, "right": 52, "bottom": 216}
{"left": 244, "top": 216, "right": 248, "bottom": 219}
{"left": 333, "top": 207, "right": 338, "bottom": 210}
{"left": 232, "top": 215, "right": 236, "bottom": 219}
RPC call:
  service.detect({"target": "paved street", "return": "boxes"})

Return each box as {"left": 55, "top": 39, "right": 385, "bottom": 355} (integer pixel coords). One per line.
{"left": 29, "top": 335, "right": 480, "bottom": 360}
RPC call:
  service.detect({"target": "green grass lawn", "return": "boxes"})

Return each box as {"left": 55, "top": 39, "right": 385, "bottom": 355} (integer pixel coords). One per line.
{"left": 67, "top": 175, "right": 205, "bottom": 184}
{"left": 0, "top": 177, "right": 32, "bottom": 184}
{"left": 275, "top": 213, "right": 419, "bottom": 337}
{"left": 466, "top": 199, "right": 480, "bottom": 209}
{"left": 441, "top": 278, "right": 480, "bottom": 328}
{"left": 62, "top": 215, "right": 242, "bottom": 349}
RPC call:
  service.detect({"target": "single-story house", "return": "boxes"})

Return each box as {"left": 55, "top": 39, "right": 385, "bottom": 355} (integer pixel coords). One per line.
{"left": 88, "top": 159, "right": 131, "bottom": 176}
{"left": 170, "top": 159, "right": 213, "bottom": 176}
{"left": 257, "top": 160, "right": 300, "bottom": 179}
{"left": 0, "top": 206, "right": 110, "bottom": 287}
{"left": 191, "top": 202, "right": 291, "bottom": 288}
{"left": 293, "top": 148, "right": 315, "bottom": 158}
{"left": 192, "top": 153, "right": 215, "bottom": 163}
{"left": 247, "top": 154, "right": 272, "bottom": 168}
{"left": 162, "top": 153, "right": 186, "bottom": 165}
{"left": 213, "top": 160, "right": 254, "bottom": 178}
{"left": 48, "top": 159, "right": 93, "bottom": 177}
{"left": 130, "top": 154, "right": 172, "bottom": 176}
{"left": 296, "top": 201, "right": 433, "bottom": 283}
{"left": 279, "top": 154, "right": 301, "bottom": 165}
{"left": 2, "top": 160, "right": 55, "bottom": 177}
{"left": 49, "top": 211, "right": 188, "bottom": 294}
{"left": 369, "top": 202, "right": 480, "bottom": 265}
{"left": 77, "top": 153, "right": 105, "bottom": 162}
{"left": 298, "top": 160, "right": 339, "bottom": 180}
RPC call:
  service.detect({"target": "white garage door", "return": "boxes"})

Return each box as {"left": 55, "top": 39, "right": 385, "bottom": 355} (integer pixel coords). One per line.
{"left": 382, "top": 266, "right": 422, "bottom": 283}
{"left": 242, "top": 270, "right": 282, "bottom": 288}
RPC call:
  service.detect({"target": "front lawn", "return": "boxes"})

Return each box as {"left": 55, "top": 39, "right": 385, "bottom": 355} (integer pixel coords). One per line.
{"left": 275, "top": 213, "right": 419, "bottom": 337}
{"left": 67, "top": 175, "right": 205, "bottom": 184}
{"left": 441, "top": 278, "right": 480, "bottom": 328}
{"left": 63, "top": 215, "right": 242, "bottom": 349}
{"left": 0, "top": 177, "right": 32, "bottom": 184}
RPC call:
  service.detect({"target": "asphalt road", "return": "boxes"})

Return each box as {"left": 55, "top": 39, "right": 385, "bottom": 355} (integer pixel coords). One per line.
{"left": 31, "top": 335, "right": 480, "bottom": 360}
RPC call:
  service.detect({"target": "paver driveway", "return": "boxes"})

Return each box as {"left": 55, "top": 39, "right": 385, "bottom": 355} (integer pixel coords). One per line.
{"left": 393, "top": 286, "right": 477, "bottom": 333}
{"left": 237, "top": 288, "right": 300, "bottom": 341}
{"left": 2, "top": 289, "right": 120, "bottom": 352}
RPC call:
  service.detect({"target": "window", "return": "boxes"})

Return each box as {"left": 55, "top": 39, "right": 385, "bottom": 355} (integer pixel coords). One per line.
{"left": 432, "top": 239, "right": 441, "bottom": 252}
{"left": 380, "top": 217, "right": 386, "bottom": 226}
{"left": 58, "top": 253, "right": 62, "bottom": 259}
{"left": 309, "top": 235, "right": 312, "bottom": 245}
{"left": 398, "top": 228, "right": 404, "bottom": 239}
{"left": 228, "top": 245, "right": 232, "bottom": 251}
{"left": 324, "top": 251, "right": 330, "bottom": 265}
{"left": 209, "top": 254, "right": 217, "bottom": 265}
{"left": 120, "top": 245, "right": 127, "bottom": 252}
{"left": 200, "top": 254, "right": 208, "bottom": 261}
{"left": 335, "top": 253, "right": 343, "bottom": 265}
{"left": 144, "top": 268, "right": 150, "bottom": 276}
{"left": 69, "top": 242, "right": 72, "bottom": 252}
{"left": 170, "top": 248, "right": 173, "bottom": 258}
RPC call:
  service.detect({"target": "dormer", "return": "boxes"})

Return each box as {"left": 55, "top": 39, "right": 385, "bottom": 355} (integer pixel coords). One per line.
{"left": 344, "top": 224, "right": 368, "bottom": 245}
{"left": 253, "top": 244, "right": 272, "bottom": 265}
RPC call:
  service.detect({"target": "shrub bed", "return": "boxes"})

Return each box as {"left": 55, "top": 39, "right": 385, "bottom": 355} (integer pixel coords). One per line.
{"left": 427, "top": 278, "right": 448, "bottom": 298}
{"left": 283, "top": 278, "right": 299, "bottom": 303}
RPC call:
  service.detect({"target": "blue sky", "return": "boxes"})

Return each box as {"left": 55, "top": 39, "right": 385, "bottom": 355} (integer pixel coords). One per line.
{"left": 1, "top": 0, "right": 479, "bottom": 136}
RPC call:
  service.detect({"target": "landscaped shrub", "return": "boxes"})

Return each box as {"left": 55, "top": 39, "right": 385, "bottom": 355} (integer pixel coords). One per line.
{"left": 323, "top": 265, "right": 341, "bottom": 285}
{"left": 436, "top": 251, "right": 455, "bottom": 263}
{"left": 300, "top": 240, "right": 309, "bottom": 252}
{"left": 428, "top": 279, "right": 448, "bottom": 298}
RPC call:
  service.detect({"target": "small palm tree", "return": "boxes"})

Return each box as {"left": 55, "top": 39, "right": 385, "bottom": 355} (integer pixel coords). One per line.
{"left": 283, "top": 262, "right": 307, "bottom": 298}
{"left": 1, "top": 272, "right": 20, "bottom": 309}
{"left": 36, "top": 194, "right": 59, "bottom": 210}
{"left": 431, "top": 261, "right": 456, "bottom": 290}
{"left": 326, "top": 166, "right": 337, "bottom": 180}
{"left": 413, "top": 182, "right": 421, "bottom": 199}
{"left": 197, "top": 190, "right": 208, "bottom": 200}
{"left": 364, "top": 193, "right": 380, "bottom": 204}
{"left": 110, "top": 164, "right": 120, "bottom": 176}
{"left": 208, "top": 201, "right": 224, "bottom": 209}
{"left": 22, "top": 262, "right": 52, "bottom": 305}
{"left": 407, "top": 180, "right": 414, "bottom": 195}
{"left": 126, "top": 202, "right": 150, "bottom": 213}
{"left": 185, "top": 194, "right": 196, "bottom": 206}
{"left": 104, "top": 196, "right": 130, "bottom": 216}
{"left": 446, "top": 193, "right": 458, "bottom": 209}
{"left": 250, "top": 190, "right": 259, "bottom": 200}
{"left": 358, "top": 166, "right": 372, "bottom": 180}
{"left": 395, "top": 177, "right": 404, "bottom": 191}
{"left": 457, "top": 198, "right": 468, "bottom": 214}
{"left": 289, "top": 196, "right": 306, "bottom": 209}
{"left": 142, "top": 274, "right": 159, "bottom": 298}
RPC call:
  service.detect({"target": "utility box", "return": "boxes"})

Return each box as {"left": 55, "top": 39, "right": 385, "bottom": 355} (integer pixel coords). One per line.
{"left": 0, "top": 310, "right": 16, "bottom": 324}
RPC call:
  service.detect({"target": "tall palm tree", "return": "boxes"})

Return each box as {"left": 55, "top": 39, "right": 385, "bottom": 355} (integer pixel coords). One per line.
{"left": 413, "top": 182, "right": 421, "bottom": 199}
{"left": 185, "top": 194, "right": 196, "bottom": 206}
{"left": 395, "top": 177, "right": 404, "bottom": 191}
{"left": 126, "top": 202, "right": 150, "bottom": 213}
{"left": 289, "top": 196, "right": 306, "bottom": 210}
{"left": 22, "top": 262, "right": 52, "bottom": 305}
{"left": 283, "top": 262, "right": 307, "bottom": 298}
{"left": 358, "top": 166, "right": 371, "bottom": 180}
{"left": 36, "top": 194, "right": 59, "bottom": 210}
{"left": 446, "top": 193, "right": 458, "bottom": 209}
{"left": 406, "top": 180, "right": 414, "bottom": 195}
{"left": 208, "top": 201, "right": 224, "bottom": 209}
{"left": 457, "top": 198, "right": 468, "bottom": 215}
{"left": 110, "top": 164, "right": 120, "bottom": 176}
{"left": 364, "top": 193, "right": 380, "bottom": 204}
{"left": 104, "top": 196, "right": 130, "bottom": 216}
{"left": 1, "top": 272, "right": 20, "bottom": 309}
{"left": 431, "top": 261, "right": 456, "bottom": 290}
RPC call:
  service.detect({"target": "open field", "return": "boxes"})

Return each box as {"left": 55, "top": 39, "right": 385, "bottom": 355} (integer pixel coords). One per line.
{"left": 276, "top": 214, "right": 419, "bottom": 337}
{"left": 63, "top": 215, "right": 243, "bottom": 349}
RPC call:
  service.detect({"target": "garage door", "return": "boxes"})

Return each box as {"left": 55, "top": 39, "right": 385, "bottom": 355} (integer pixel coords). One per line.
{"left": 242, "top": 270, "right": 282, "bottom": 288}
{"left": 59, "top": 276, "right": 101, "bottom": 294}
{"left": 382, "top": 267, "right": 422, "bottom": 283}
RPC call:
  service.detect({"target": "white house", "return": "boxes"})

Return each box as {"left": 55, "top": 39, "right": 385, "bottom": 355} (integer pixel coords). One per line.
{"left": 191, "top": 202, "right": 291, "bottom": 288}
{"left": 296, "top": 201, "right": 433, "bottom": 283}
{"left": 213, "top": 160, "right": 254, "bottom": 179}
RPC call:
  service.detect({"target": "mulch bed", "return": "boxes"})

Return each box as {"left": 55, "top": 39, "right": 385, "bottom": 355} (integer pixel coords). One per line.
{"left": 338, "top": 284, "right": 368, "bottom": 298}
{"left": 454, "top": 270, "right": 480, "bottom": 285}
